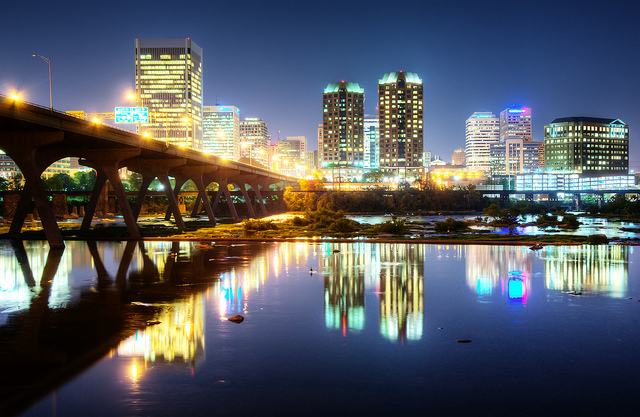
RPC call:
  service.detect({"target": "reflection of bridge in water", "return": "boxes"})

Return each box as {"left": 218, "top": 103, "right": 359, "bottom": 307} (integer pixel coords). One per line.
{"left": 0, "top": 96, "right": 299, "bottom": 248}
{"left": 0, "top": 239, "right": 268, "bottom": 416}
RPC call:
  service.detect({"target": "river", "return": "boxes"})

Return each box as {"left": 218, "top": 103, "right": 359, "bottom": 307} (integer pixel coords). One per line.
{"left": 1, "top": 240, "right": 638, "bottom": 416}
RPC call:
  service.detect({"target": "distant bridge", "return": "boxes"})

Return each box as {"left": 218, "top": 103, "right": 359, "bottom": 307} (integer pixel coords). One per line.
{"left": 0, "top": 95, "right": 299, "bottom": 248}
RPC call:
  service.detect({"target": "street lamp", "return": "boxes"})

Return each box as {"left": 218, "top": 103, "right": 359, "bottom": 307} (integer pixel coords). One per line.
{"left": 32, "top": 54, "right": 52, "bottom": 111}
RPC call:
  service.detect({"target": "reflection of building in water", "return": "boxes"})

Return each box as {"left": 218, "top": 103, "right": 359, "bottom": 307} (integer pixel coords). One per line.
{"left": 544, "top": 246, "right": 628, "bottom": 297}
{"left": 116, "top": 293, "right": 206, "bottom": 368}
{"left": 377, "top": 244, "right": 424, "bottom": 341}
{"left": 465, "top": 245, "right": 531, "bottom": 303}
{"left": 322, "top": 242, "right": 365, "bottom": 334}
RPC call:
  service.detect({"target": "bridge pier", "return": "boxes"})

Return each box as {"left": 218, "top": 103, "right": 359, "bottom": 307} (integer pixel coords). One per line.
{"left": 2, "top": 131, "right": 65, "bottom": 248}
{"left": 78, "top": 149, "right": 143, "bottom": 239}
{"left": 166, "top": 165, "right": 219, "bottom": 225}
{"left": 81, "top": 170, "right": 108, "bottom": 229}
{"left": 125, "top": 158, "right": 187, "bottom": 228}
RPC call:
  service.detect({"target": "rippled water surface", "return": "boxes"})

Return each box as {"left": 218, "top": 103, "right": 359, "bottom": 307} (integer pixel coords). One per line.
{"left": 1, "top": 240, "right": 638, "bottom": 416}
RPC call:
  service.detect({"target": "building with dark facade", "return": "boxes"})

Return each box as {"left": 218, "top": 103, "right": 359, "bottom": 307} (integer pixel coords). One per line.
{"left": 544, "top": 117, "right": 629, "bottom": 175}
{"left": 321, "top": 81, "right": 365, "bottom": 181}
{"left": 378, "top": 72, "right": 424, "bottom": 181}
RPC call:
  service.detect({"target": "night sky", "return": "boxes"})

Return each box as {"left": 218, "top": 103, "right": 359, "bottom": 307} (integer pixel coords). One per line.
{"left": 1, "top": 0, "right": 639, "bottom": 170}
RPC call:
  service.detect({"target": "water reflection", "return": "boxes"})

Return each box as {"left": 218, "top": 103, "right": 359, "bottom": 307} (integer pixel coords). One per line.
{"left": 465, "top": 245, "right": 532, "bottom": 304}
{"left": 543, "top": 245, "right": 629, "bottom": 297}
{"left": 116, "top": 293, "right": 206, "bottom": 371}
{"left": 1, "top": 240, "right": 636, "bottom": 416}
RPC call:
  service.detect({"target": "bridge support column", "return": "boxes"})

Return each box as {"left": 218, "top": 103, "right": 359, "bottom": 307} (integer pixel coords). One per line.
{"left": 215, "top": 179, "right": 239, "bottom": 221}
{"left": 157, "top": 174, "right": 185, "bottom": 229}
{"left": 164, "top": 166, "right": 218, "bottom": 226}
{"left": 124, "top": 158, "right": 187, "bottom": 229}
{"left": 249, "top": 181, "right": 269, "bottom": 216}
{"left": 8, "top": 187, "right": 32, "bottom": 238}
{"left": 2, "top": 132, "right": 65, "bottom": 248}
{"left": 79, "top": 149, "right": 142, "bottom": 239}
{"left": 238, "top": 184, "right": 256, "bottom": 218}
{"left": 81, "top": 170, "right": 108, "bottom": 229}
{"left": 131, "top": 175, "right": 155, "bottom": 221}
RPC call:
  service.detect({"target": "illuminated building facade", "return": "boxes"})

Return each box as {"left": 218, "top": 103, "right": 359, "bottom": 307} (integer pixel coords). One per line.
{"left": 134, "top": 38, "right": 203, "bottom": 150}
{"left": 239, "top": 118, "right": 269, "bottom": 167}
{"left": 515, "top": 173, "right": 634, "bottom": 191}
{"left": 490, "top": 139, "right": 543, "bottom": 175}
{"left": 544, "top": 117, "right": 629, "bottom": 175}
{"left": 452, "top": 148, "right": 466, "bottom": 166}
{"left": 465, "top": 112, "right": 499, "bottom": 172}
{"left": 202, "top": 106, "right": 240, "bottom": 160}
{"left": 378, "top": 72, "right": 424, "bottom": 181}
{"left": 363, "top": 115, "right": 380, "bottom": 170}
{"left": 500, "top": 107, "right": 532, "bottom": 141}
{"left": 0, "top": 153, "right": 19, "bottom": 179}
{"left": 321, "top": 81, "right": 365, "bottom": 181}
{"left": 274, "top": 136, "right": 307, "bottom": 176}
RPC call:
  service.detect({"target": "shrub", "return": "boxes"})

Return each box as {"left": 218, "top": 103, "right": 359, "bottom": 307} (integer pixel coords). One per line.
{"left": 434, "top": 217, "right": 469, "bottom": 233}
{"left": 328, "top": 218, "right": 358, "bottom": 233}
{"left": 587, "top": 234, "right": 609, "bottom": 245}
{"left": 373, "top": 216, "right": 407, "bottom": 235}
{"left": 242, "top": 219, "right": 278, "bottom": 231}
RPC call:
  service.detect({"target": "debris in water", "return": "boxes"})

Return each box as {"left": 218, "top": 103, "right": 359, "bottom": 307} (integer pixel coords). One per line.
{"left": 456, "top": 339, "right": 472, "bottom": 343}
{"left": 228, "top": 315, "right": 244, "bottom": 324}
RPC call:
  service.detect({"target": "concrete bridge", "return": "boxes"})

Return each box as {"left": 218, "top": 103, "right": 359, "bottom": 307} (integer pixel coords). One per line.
{"left": 0, "top": 95, "right": 299, "bottom": 248}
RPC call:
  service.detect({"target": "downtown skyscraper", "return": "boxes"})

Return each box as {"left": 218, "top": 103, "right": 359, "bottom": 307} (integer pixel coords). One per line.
{"left": 465, "top": 112, "right": 500, "bottom": 172}
{"left": 378, "top": 72, "right": 424, "bottom": 181}
{"left": 500, "top": 107, "right": 532, "bottom": 141}
{"left": 134, "top": 39, "right": 203, "bottom": 150}
{"left": 321, "top": 81, "right": 365, "bottom": 181}
{"left": 202, "top": 106, "right": 240, "bottom": 160}
{"left": 239, "top": 118, "right": 269, "bottom": 167}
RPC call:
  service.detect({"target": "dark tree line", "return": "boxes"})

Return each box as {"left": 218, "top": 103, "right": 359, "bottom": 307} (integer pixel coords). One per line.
{"left": 284, "top": 186, "right": 492, "bottom": 213}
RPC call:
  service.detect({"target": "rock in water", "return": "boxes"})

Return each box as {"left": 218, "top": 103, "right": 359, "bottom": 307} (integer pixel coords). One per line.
{"left": 228, "top": 315, "right": 244, "bottom": 324}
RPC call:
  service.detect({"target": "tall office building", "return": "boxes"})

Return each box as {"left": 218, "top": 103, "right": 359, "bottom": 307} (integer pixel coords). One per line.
{"left": 321, "top": 81, "right": 365, "bottom": 181}
{"left": 544, "top": 117, "right": 629, "bottom": 175}
{"left": 134, "top": 38, "right": 203, "bottom": 150}
{"left": 363, "top": 115, "right": 380, "bottom": 171}
{"left": 239, "top": 118, "right": 269, "bottom": 167}
{"left": 490, "top": 139, "right": 542, "bottom": 175}
{"left": 202, "top": 106, "right": 240, "bottom": 160}
{"left": 500, "top": 107, "right": 532, "bottom": 141}
{"left": 378, "top": 72, "right": 424, "bottom": 181}
{"left": 274, "top": 137, "right": 307, "bottom": 176}
{"left": 465, "top": 112, "right": 499, "bottom": 172}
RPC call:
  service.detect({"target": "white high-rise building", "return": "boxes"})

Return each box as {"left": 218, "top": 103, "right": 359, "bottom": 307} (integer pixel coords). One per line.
{"left": 239, "top": 118, "right": 269, "bottom": 167}
{"left": 202, "top": 106, "right": 240, "bottom": 160}
{"left": 465, "top": 112, "right": 500, "bottom": 173}
{"left": 135, "top": 38, "right": 203, "bottom": 150}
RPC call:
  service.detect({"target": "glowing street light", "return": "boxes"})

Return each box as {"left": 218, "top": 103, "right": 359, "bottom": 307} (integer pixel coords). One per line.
{"left": 32, "top": 54, "right": 52, "bottom": 111}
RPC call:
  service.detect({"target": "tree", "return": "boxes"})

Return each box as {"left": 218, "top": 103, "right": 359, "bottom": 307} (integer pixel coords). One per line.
{"left": 73, "top": 170, "right": 97, "bottom": 191}
{"left": 126, "top": 172, "right": 144, "bottom": 191}
{"left": 0, "top": 177, "right": 10, "bottom": 191}
{"left": 43, "top": 173, "right": 75, "bottom": 191}
{"left": 11, "top": 172, "right": 23, "bottom": 191}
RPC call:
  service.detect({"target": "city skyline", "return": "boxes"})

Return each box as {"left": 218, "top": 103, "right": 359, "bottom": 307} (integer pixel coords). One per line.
{"left": 1, "top": 0, "right": 638, "bottom": 170}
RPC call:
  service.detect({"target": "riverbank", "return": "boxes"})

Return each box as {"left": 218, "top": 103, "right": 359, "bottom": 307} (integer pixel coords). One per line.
{"left": 2, "top": 212, "right": 638, "bottom": 246}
